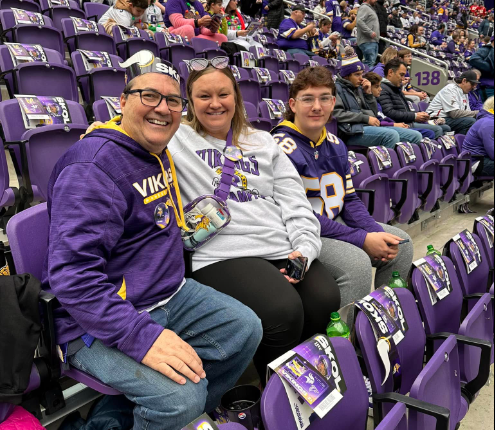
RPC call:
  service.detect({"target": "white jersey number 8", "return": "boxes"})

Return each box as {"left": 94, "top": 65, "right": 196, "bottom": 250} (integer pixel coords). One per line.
{"left": 302, "top": 172, "right": 345, "bottom": 219}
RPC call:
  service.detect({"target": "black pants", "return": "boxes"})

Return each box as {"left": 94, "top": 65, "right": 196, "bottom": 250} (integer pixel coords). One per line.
{"left": 193, "top": 258, "right": 340, "bottom": 380}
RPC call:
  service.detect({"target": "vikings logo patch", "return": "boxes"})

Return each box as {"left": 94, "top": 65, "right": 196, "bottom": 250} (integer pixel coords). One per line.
{"left": 154, "top": 202, "right": 170, "bottom": 228}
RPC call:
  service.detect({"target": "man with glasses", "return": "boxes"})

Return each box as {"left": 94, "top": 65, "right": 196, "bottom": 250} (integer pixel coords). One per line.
{"left": 271, "top": 65, "right": 412, "bottom": 321}
{"left": 397, "top": 48, "right": 429, "bottom": 103}
{"left": 42, "top": 51, "right": 262, "bottom": 430}
{"left": 426, "top": 70, "right": 480, "bottom": 135}
{"left": 277, "top": 4, "right": 318, "bottom": 56}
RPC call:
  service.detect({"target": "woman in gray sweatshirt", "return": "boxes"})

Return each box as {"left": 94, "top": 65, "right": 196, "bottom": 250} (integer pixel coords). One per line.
{"left": 167, "top": 63, "right": 340, "bottom": 380}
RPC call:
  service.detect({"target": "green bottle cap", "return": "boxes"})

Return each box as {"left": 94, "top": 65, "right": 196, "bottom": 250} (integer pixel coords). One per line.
{"left": 392, "top": 271, "right": 400, "bottom": 277}
{"left": 330, "top": 312, "right": 340, "bottom": 321}
{"left": 427, "top": 245, "right": 434, "bottom": 250}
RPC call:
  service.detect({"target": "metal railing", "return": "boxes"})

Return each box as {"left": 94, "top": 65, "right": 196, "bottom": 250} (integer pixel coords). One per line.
{"left": 380, "top": 37, "right": 450, "bottom": 69}
{"left": 398, "top": 4, "right": 432, "bottom": 21}
{"left": 283, "top": 0, "right": 330, "bottom": 20}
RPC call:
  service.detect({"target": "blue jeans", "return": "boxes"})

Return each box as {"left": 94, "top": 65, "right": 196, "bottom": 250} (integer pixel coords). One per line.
{"left": 68, "top": 279, "right": 263, "bottom": 430}
{"left": 445, "top": 117, "right": 476, "bottom": 135}
{"left": 412, "top": 122, "right": 451, "bottom": 139}
{"left": 287, "top": 48, "right": 316, "bottom": 57}
{"left": 358, "top": 42, "right": 379, "bottom": 68}
{"left": 345, "top": 126, "right": 420, "bottom": 148}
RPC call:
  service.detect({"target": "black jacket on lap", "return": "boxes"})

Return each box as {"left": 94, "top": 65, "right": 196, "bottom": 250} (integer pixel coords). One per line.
{"left": 378, "top": 80, "right": 417, "bottom": 124}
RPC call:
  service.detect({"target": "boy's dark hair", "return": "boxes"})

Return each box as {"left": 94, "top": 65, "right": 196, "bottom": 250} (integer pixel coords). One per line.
{"left": 285, "top": 66, "right": 335, "bottom": 122}
{"left": 319, "top": 18, "right": 331, "bottom": 28}
{"left": 484, "top": 35, "right": 491, "bottom": 43}
{"left": 363, "top": 71, "right": 382, "bottom": 86}
{"left": 206, "top": 0, "right": 222, "bottom": 8}
{"left": 130, "top": 0, "right": 149, "bottom": 10}
{"left": 384, "top": 58, "right": 406, "bottom": 77}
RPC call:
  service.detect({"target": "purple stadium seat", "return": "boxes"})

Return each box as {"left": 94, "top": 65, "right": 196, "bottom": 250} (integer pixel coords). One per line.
{"left": 71, "top": 50, "right": 125, "bottom": 106}
{"left": 419, "top": 139, "right": 458, "bottom": 202}
{"left": 291, "top": 52, "right": 310, "bottom": 68}
{"left": 61, "top": 17, "right": 116, "bottom": 55}
{"left": 0, "top": 136, "right": 19, "bottom": 227}
{"left": 438, "top": 136, "right": 472, "bottom": 194}
{"left": 248, "top": 46, "right": 279, "bottom": 72}
{"left": 0, "top": 99, "right": 88, "bottom": 203}
{"left": 112, "top": 26, "right": 158, "bottom": 61}
{"left": 350, "top": 152, "right": 394, "bottom": 223}
{"left": 418, "top": 101, "right": 429, "bottom": 111}
{"left": 0, "top": 10, "right": 65, "bottom": 56}
{"left": 191, "top": 38, "right": 227, "bottom": 59}
{"left": 238, "top": 78, "right": 262, "bottom": 110}
{"left": 249, "top": 69, "right": 289, "bottom": 101}
{"left": 356, "top": 287, "right": 491, "bottom": 429}
{"left": 368, "top": 147, "right": 420, "bottom": 224}
{"left": 473, "top": 218, "right": 494, "bottom": 270}
{"left": 243, "top": 101, "right": 272, "bottom": 132}
{"left": 0, "top": 0, "right": 40, "bottom": 12}
{"left": 93, "top": 98, "right": 111, "bottom": 122}
{"left": 83, "top": 2, "right": 109, "bottom": 22}
{"left": 39, "top": 0, "right": 86, "bottom": 31}
{"left": 5, "top": 203, "right": 121, "bottom": 397}
{"left": 155, "top": 32, "right": 195, "bottom": 70}
{"left": 262, "top": 336, "right": 451, "bottom": 430}
{"left": 411, "top": 255, "right": 494, "bottom": 385}
{"left": 0, "top": 45, "right": 78, "bottom": 102}
{"left": 396, "top": 143, "right": 441, "bottom": 213}
{"left": 447, "top": 232, "right": 492, "bottom": 296}
{"left": 259, "top": 100, "right": 283, "bottom": 128}
{"left": 284, "top": 52, "right": 302, "bottom": 74}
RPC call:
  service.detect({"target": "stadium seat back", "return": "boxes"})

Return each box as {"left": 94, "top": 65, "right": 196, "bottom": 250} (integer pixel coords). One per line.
{"left": 155, "top": 33, "right": 195, "bottom": 70}
{"left": 0, "top": 0, "right": 40, "bottom": 12}
{"left": 83, "top": 1, "right": 109, "bottom": 21}
{"left": 92, "top": 98, "right": 111, "bottom": 122}
{"left": 112, "top": 26, "right": 158, "bottom": 60}
{"left": 0, "top": 10, "right": 64, "bottom": 56}
{"left": 473, "top": 220, "right": 494, "bottom": 270}
{"left": 261, "top": 337, "right": 369, "bottom": 430}
{"left": 238, "top": 79, "right": 261, "bottom": 110}
{"left": 448, "top": 232, "right": 491, "bottom": 296}
{"left": 39, "top": 0, "right": 86, "bottom": 31}
{"left": 0, "top": 136, "right": 17, "bottom": 210}
{"left": 61, "top": 18, "right": 116, "bottom": 55}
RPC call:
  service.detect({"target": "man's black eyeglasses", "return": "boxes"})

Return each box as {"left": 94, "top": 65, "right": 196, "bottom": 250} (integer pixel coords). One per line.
{"left": 125, "top": 89, "right": 188, "bottom": 112}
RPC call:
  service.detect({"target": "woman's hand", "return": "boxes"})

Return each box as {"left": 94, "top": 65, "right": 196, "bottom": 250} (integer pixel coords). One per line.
{"left": 198, "top": 15, "right": 212, "bottom": 27}
{"left": 280, "top": 251, "right": 307, "bottom": 285}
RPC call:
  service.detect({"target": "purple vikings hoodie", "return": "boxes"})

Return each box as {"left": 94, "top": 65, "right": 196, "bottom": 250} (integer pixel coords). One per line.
{"left": 41, "top": 124, "right": 185, "bottom": 362}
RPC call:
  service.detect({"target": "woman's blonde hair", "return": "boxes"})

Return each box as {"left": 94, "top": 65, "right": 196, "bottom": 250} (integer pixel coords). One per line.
{"left": 185, "top": 66, "right": 251, "bottom": 148}
{"left": 380, "top": 47, "right": 398, "bottom": 65}
{"left": 483, "top": 96, "right": 494, "bottom": 112}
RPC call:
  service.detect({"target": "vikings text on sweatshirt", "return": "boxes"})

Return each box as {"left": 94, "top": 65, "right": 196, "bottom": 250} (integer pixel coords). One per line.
{"left": 42, "top": 125, "right": 185, "bottom": 363}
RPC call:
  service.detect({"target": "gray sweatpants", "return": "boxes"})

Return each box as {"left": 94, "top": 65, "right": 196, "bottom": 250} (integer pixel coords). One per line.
{"left": 318, "top": 223, "right": 414, "bottom": 309}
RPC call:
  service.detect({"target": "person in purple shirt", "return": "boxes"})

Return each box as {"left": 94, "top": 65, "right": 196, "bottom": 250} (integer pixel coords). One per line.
{"left": 43, "top": 52, "right": 262, "bottom": 430}
{"left": 463, "top": 97, "right": 494, "bottom": 176}
{"left": 271, "top": 66, "right": 413, "bottom": 315}
{"left": 325, "top": 0, "right": 343, "bottom": 33}
{"left": 341, "top": 8, "right": 357, "bottom": 42}
{"left": 430, "top": 23, "right": 446, "bottom": 46}
{"left": 446, "top": 31, "right": 462, "bottom": 54}
{"left": 464, "top": 39, "right": 477, "bottom": 60}
{"left": 277, "top": 5, "right": 318, "bottom": 56}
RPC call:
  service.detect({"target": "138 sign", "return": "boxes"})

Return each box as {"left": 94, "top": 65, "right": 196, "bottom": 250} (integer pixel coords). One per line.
{"left": 415, "top": 71, "right": 441, "bottom": 86}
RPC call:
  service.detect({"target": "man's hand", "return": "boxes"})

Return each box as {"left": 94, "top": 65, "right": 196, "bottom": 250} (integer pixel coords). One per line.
{"left": 420, "top": 91, "right": 428, "bottom": 100}
{"left": 362, "top": 78, "right": 372, "bottom": 94}
{"left": 363, "top": 232, "right": 403, "bottom": 261}
{"left": 306, "top": 22, "right": 315, "bottom": 32}
{"left": 198, "top": 15, "right": 212, "bottom": 27}
{"left": 371, "top": 32, "right": 377, "bottom": 39}
{"left": 264, "top": 5, "right": 269, "bottom": 9}
{"left": 393, "top": 123, "right": 409, "bottom": 128}
{"left": 280, "top": 251, "right": 307, "bottom": 285}
{"left": 368, "top": 116, "right": 381, "bottom": 127}
{"left": 142, "top": 329, "right": 206, "bottom": 385}
{"left": 415, "top": 112, "right": 430, "bottom": 122}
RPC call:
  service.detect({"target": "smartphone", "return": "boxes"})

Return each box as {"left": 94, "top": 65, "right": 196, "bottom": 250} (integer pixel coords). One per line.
{"left": 285, "top": 256, "right": 308, "bottom": 281}
{"left": 398, "top": 239, "right": 410, "bottom": 245}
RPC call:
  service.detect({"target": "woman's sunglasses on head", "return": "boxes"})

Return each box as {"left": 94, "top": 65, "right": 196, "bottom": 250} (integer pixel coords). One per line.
{"left": 189, "top": 57, "right": 230, "bottom": 72}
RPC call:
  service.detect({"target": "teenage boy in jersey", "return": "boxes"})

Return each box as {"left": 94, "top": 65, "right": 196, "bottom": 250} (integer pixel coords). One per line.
{"left": 277, "top": 5, "right": 318, "bottom": 56}
{"left": 271, "top": 66, "right": 413, "bottom": 313}
{"left": 42, "top": 51, "right": 262, "bottom": 430}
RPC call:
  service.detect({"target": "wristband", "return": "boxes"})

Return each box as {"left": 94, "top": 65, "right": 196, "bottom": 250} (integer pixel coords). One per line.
{"left": 194, "top": 18, "right": 199, "bottom": 27}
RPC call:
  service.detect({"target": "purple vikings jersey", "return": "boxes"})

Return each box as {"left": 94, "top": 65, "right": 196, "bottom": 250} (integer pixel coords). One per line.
{"left": 271, "top": 121, "right": 383, "bottom": 248}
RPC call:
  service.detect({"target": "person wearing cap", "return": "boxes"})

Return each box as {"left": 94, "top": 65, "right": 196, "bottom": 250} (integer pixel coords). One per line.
{"left": 164, "top": 0, "right": 228, "bottom": 43}
{"left": 277, "top": 5, "right": 318, "bottom": 56}
{"left": 426, "top": 70, "right": 480, "bottom": 135}
{"left": 468, "top": 35, "right": 494, "bottom": 82}
{"left": 462, "top": 96, "right": 494, "bottom": 177}
{"left": 42, "top": 51, "right": 262, "bottom": 430}
{"left": 389, "top": 8, "right": 403, "bottom": 29}
{"left": 334, "top": 49, "right": 423, "bottom": 147}
{"left": 356, "top": 0, "right": 380, "bottom": 68}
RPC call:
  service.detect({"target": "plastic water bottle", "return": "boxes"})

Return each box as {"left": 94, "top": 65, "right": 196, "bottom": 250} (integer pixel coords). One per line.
{"left": 388, "top": 271, "right": 407, "bottom": 289}
{"left": 326, "top": 312, "right": 350, "bottom": 340}
{"left": 426, "top": 244, "right": 441, "bottom": 256}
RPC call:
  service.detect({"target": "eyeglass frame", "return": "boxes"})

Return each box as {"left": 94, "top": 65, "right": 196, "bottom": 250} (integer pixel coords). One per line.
{"left": 124, "top": 88, "right": 188, "bottom": 112}
{"left": 292, "top": 95, "right": 336, "bottom": 106}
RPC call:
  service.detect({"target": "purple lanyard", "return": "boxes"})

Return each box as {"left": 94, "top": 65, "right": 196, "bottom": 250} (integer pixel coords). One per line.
{"left": 214, "top": 129, "right": 237, "bottom": 202}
